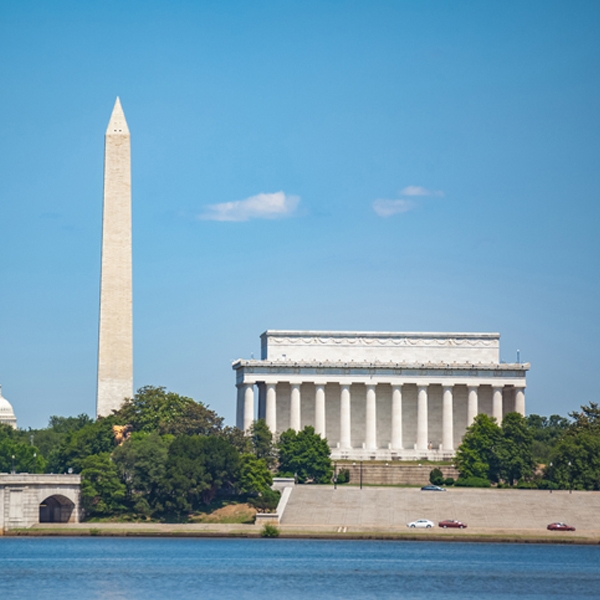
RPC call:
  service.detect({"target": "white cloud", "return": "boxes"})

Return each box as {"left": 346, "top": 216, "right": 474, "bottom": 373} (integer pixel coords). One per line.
{"left": 198, "top": 191, "right": 300, "bottom": 222}
{"left": 372, "top": 198, "right": 416, "bottom": 217}
{"left": 399, "top": 185, "right": 444, "bottom": 197}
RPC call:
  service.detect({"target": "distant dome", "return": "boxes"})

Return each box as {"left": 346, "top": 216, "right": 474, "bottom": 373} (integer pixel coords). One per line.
{"left": 0, "top": 385, "right": 17, "bottom": 429}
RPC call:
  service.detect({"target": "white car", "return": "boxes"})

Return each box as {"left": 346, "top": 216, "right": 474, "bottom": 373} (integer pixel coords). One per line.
{"left": 407, "top": 519, "right": 435, "bottom": 529}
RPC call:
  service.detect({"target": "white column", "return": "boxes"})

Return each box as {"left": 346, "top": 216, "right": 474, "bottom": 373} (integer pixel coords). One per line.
{"left": 290, "top": 384, "right": 301, "bottom": 431}
{"left": 243, "top": 383, "right": 254, "bottom": 432}
{"left": 391, "top": 385, "right": 403, "bottom": 450}
{"left": 515, "top": 387, "right": 526, "bottom": 416}
{"left": 340, "top": 384, "right": 351, "bottom": 449}
{"left": 315, "top": 384, "right": 326, "bottom": 437}
{"left": 236, "top": 385, "right": 243, "bottom": 430}
{"left": 417, "top": 385, "right": 428, "bottom": 450}
{"left": 365, "top": 384, "right": 377, "bottom": 450}
{"left": 467, "top": 385, "right": 478, "bottom": 427}
{"left": 266, "top": 383, "right": 277, "bottom": 433}
{"left": 442, "top": 385, "right": 453, "bottom": 451}
{"left": 492, "top": 386, "right": 503, "bottom": 424}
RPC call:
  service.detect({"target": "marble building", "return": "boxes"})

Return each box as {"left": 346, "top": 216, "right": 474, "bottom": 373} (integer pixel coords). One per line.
{"left": 0, "top": 385, "right": 17, "bottom": 429}
{"left": 233, "top": 330, "right": 529, "bottom": 460}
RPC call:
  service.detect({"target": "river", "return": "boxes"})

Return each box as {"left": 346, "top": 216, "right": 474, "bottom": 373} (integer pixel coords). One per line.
{"left": 1, "top": 537, "right": 598, "bottom": 599}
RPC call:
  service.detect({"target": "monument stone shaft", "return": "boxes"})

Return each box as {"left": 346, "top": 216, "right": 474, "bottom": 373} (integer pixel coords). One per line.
{"left": 96, "top": 97, "right": 133, "bottom": 417}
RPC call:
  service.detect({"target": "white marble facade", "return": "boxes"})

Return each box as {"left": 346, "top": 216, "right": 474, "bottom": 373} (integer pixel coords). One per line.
{"left": 232, "top": 331, "right": 529, "bottom": 460}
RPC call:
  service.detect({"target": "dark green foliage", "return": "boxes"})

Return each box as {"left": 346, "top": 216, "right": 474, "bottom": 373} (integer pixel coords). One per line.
{"left": 0, "top": 424, "right": 46, "bottom": 473}
{"left": 536, "top": 479, "right": 559, "bottom": 490}
{"left": 115, "top": 386, "right": 223, "bottom": 435}
{"left": 515, "top": 480, "right": 537, "bottom": 489}
{"left": 250, "top": 419, "right": 276, "bottom": 469}
{"left": 455, "top": 476, "right": 492, "bottom": 488}
{"left": 159, "top": 435, "right": 240, "bottom": 517}
{"left": 496, "top": 413, "right": 536, "bottom": 485}
{"left": 238, "top": 454, "right": 273, "bottom": 496}
{"left": 260, "top": 523, "right": 280, "bottom": 537}
{"left": 278, "top": 426, "right": 333, "bottom": 483}
{"left": 455, "top": 412, "right": 535, "bottom": 485}
{"left": 221, "top": 426, "right": 252, "bottom": 454}
{"left": 543, "top": 403, "right": 600, "bottom": 490}
{"left": 46, "top": 416, "right": 117, "bottom": 474}
{"left": 429, "top": 467, "right": 444, "bottom": 485}
{"left": 159, "top": 400, "right": 224, "bottom": 437}
{"left": 80, "top": 453, "right": 127, "bottom": 517}
{"left": 526, "top": 414, "right": 570, "bottom": 463}
{"left": 248, "top": 488, "right": 280, "bottom": 512}
{"left": 112, "top": 431, "right": 172, "bottom": 516}
{"left": 545, "top": 432, "right": 600, "bottom": 490}
{"left": 455, "top": 414, "right": 502, "bottom": 481}
{"left": 336, "top": 468, "right": 350, "bottom": 484}
{"left": 30, "top": 414, "right": 94, "bottom": 459}
{"left": 443, "top": 477, "right": 455, "bottom": 486}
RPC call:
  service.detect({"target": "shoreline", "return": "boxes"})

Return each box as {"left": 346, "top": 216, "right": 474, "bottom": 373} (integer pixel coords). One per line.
{"left": 3, "top": 524, "right": 599, "bottom": 545}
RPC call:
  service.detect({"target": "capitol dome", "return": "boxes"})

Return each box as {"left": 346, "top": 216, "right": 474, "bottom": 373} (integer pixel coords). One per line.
{"left": 0, "top": 385, "right": 17, "bottom": 429}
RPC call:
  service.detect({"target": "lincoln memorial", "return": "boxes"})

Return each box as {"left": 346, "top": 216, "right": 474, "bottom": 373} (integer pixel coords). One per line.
{"left": 233, "top": 330, "right": 529, "bottom": 460}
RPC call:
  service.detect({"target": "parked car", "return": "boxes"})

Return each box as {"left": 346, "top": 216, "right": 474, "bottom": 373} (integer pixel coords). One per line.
{"left": 421, "top": 485, "right": 446, "bottom": 491}
{"left": 439, "top": 519, "right": 467, "bottom": 529}
{"left": 407, "top": 519, "right": 435, "bottom": 529}
{"left": 547, "top": 522, "right": 576, "bottom": 531}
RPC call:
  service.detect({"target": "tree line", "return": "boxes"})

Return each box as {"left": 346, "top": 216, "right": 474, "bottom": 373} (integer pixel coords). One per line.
{"left": 453, "top": 403, "right": 600, "bottom": 489}
{"left": 0, "top": 386, "right": 332, "bottom": 520}
{"left": 2, "top": 387, "right": 600, "bottom": 516}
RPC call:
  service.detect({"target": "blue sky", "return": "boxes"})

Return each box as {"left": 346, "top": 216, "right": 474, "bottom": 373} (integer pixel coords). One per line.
{"left": 1, "top": 0, "right": 599, "bottom": 428}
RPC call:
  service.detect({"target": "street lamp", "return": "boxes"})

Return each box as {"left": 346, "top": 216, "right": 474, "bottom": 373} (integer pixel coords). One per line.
{"left": 333, "top": 462, "right": 337, "bottom": 490}
{"left": 11, "top": 454, "right": 15, "bottom": 474}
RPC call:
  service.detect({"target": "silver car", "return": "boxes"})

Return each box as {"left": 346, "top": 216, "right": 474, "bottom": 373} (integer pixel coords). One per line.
{"left": 407, "top": 519, "right": 435, "bottom": 528}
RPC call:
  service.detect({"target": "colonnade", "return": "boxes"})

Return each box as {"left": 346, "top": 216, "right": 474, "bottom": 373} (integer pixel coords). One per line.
{"left": 238, "top": 381, "right": 526, "bottom": 452}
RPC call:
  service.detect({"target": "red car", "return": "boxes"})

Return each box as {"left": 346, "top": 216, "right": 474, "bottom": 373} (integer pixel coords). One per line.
{"left": 547, "top": 522, "right": 576, "bottom": 531}
{"left": 439, "top": 519, "right": 467, "bottom": 529}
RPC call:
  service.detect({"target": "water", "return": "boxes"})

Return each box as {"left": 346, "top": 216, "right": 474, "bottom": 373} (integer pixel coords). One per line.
{"left": 0, "top": 538, "right": 598, "bottom": 599}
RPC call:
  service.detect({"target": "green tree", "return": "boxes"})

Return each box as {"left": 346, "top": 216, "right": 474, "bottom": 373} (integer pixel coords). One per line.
{"left": 160, "top": 435, "right": 240, "bottom": 517}
{"left": 0, "top": 424, "right": 46, "bottom": 473}
{"left": 455, "top": 414, "right": 502, "bottom": 481}
{"left": 277, "top": 426, "right": 332, "bottom": 484}
{"left": 238, "top": 453, "right": 273, "bottom": 496}
{"left": 250, "top": 419, "right": 276, "bottom": 468}
{"left": 112, "top": 431, "right": 172, "bottom": 516}
{"left": 47, "top": 416, "right": 117, "bottom": 474}
{"left": 526, "top": 413, "right": 569, "bottom": 463}
{"left": 544, "top": 402, "right": 600, "bottom": 490}
{"left": 113, "top": 385, "right": 223, "bottom": 437}
{"left": 159, "top": 400, "right": 224, "bottom": 437}
{"left": 221, "top": 426, "right": 252, "bottom": 454}
{"left": 497, "top": 412, "right": 536, "bottom": 485}
{"left": 546, "top": 433, "right": 600, "bottom": 490}
{"left": 80, "top": 453, "right": 127, "bottom": 517}
{"left": 28, "top": 414, "right": 95, "bottom": 461}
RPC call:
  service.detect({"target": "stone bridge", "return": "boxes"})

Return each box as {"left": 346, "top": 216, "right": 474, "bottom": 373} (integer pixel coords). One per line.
{"left": 0, "top": 474, "right": 81, "bottom": 532}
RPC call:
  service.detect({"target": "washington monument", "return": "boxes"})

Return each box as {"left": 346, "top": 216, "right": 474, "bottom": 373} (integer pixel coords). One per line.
{"left": 96, "top": 97, "right": 133, "bottom": 417}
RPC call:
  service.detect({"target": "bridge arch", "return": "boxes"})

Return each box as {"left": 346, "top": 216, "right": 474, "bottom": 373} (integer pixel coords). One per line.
{"left": 39, "top": 494, "right": 76, "bottom": 523}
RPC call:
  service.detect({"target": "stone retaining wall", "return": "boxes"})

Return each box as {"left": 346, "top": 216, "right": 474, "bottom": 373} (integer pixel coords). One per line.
{"left": 335, "top": 463, "right": 458, "bottom": 486}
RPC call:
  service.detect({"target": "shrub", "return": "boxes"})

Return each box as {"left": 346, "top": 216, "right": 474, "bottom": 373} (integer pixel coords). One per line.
{"left": 536, "top": 479, "right": 559, "bottom": 490}
{"left": 443, "top": 477, "right": 455, "bottom": 486}
{"left": 260, "top": 524, "right": 280, "bottom": 538}
{"left": 429, "top": 468, "right": 444, "bottom": 485}
{"left": 516, "top": 480, "right": 537, "bottom": 489}
{"left": 336, "top": 468, "right": 350, "bottom": 484}
{"left": 455, "top": 476, "right": 491, "bottom": 488}
{"left": 248, "top": 488, "right": 280, "bottom": 512}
